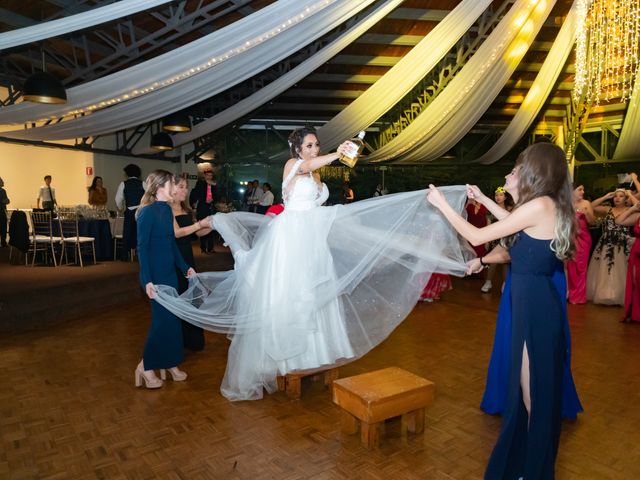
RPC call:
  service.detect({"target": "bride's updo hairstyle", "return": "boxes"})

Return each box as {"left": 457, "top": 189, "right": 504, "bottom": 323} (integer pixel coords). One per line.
{"left": 288, "top": 126, "right": 318, "bottom": 158}
{"left": 501, "top": 143, "right": 575, "bottom": 260}
{"left": 136, "top": 169, "right": 175, "bottom": 218}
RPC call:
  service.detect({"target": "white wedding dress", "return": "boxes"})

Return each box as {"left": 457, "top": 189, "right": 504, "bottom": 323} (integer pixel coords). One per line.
{"left": 154, "top": 160, "right": 473, "bottom": 401}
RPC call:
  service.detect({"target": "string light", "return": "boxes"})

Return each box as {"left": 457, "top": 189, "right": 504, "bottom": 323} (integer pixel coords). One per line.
{"left": 573, "top": 0, "right": 640, "bottom": 105}
{"left": 38, "top": 0, "right": 334, "bottom": 122}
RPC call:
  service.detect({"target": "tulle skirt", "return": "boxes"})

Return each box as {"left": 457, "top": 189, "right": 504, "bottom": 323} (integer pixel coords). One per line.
{"left": 154, "top": 186, "right": 473, "bottom": 400}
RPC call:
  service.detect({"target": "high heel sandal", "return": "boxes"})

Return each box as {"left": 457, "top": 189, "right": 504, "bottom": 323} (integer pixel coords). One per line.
{"left": 134, "top": 361, "right": 163, "bottom": 389}
{"left": 160, "top": 367, "right": 188, "bottom": 382}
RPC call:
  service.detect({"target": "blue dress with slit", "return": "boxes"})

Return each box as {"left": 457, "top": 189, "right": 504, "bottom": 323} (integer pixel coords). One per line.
{"left": 484, "top": 233, "right": 572, "bottom": 479}
{"left": 480, "top": 265, "right": 583, "bottom": 420}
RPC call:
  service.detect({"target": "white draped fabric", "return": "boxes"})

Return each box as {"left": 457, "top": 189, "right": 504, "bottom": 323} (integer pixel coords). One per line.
{"left": 316, "top": 0, "right": 493, "bottom": 150}
{"left": 365, "top": 0, "right": 555, "bottom": 163}
{"left": 474, "top": 0, "right": 579, "bottom": 164}
{"left": 613, "top": 70, "right": 640, "bottom": 160}
{"left": 0, "top": 0, "right": 375, "bottom": 140}
{"left": 140, "top": 0, "right": 405, "bottom": 154}
{"left": 0, "top": 0, "right": 172, "bottom": 51}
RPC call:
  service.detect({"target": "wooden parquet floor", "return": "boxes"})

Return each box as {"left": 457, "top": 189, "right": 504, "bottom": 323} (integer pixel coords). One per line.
{"left": 1, "top": 272, "right": 638, "bottom": 479}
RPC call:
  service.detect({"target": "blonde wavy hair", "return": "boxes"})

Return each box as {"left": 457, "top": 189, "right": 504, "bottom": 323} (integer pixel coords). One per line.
{"left": 501, "top": 143, "right": 576, "bottom": 260}
{"left": 135, "top": 170, "right": 175, "bottom": 219}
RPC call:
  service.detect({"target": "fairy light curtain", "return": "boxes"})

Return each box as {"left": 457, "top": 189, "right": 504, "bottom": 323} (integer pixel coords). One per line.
{"left": 0, "top": 0, "right": 375, "bottom": 140}
{"left": 315, "top": 0, "right": 494, "bottom": 150}
{"left": 0, "top": 0, "right": 173, "bottom": 51}
{"left": 573, "top": 0, "right": 640, "bottom": 105}
{"left": 138, "top": 0, "right": 405, "bottom": 154}
{"left": 474, "top": 0, "right": 579, "bottom": 164}
{"left": 366, "top": 0, "right": 556, "bottom": 164}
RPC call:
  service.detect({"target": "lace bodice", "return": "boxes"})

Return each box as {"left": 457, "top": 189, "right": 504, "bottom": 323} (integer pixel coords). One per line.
{"left": 282, "top": 159, "right": 329, "bottom": 211}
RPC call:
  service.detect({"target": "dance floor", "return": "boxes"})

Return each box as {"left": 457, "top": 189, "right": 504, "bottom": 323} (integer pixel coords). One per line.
{"left": 0, "top": 247, "right": 636, "bottom": 479}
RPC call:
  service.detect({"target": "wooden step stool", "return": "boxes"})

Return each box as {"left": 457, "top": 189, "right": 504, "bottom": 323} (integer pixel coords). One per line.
{"left": 277, "top": 366, "right": 339, "bottom": 399}
{"left": 332, "top": 367, "right": 435, "bottom": 449}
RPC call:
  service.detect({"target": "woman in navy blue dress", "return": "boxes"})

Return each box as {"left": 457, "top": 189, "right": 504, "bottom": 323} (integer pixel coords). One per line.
{"left": 135, "top": 170, "right": 195, "bottom": 389}
{"left": 467, "top": 180, "right": 582, "bottom": 420}
{"left": 428, "top": 143, "right": 576, "bottom": 479}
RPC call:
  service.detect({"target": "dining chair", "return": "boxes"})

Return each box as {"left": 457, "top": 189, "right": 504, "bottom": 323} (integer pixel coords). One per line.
{"left": 59, "top": 212, "right": 96, "bottom": 267}
{"left": 29, "top": 211, "right": 63, "bottom": 266}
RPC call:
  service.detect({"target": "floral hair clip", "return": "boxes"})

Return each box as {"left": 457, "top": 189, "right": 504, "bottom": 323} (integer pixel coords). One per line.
{"left": 495, "top": 186, "right": 506, "bottom": 194}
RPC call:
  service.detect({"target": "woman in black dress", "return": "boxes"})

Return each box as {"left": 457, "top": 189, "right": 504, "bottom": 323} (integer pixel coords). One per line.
{"left": 135, "top": 170, "right": 196, "bottom": 389}
{"left": 171, "top": 174, "right": 213, "bottom": 351}
{"left": 428, "top": 143, "right": 576, "bottom": 479}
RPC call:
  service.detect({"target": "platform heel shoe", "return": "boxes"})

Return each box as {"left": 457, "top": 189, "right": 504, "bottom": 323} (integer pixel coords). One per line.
{"left": 134, "top": 361, "right": 163, "bottom": 389}
{"left": 160, "top": 367, "right": 188, "bottom": 381}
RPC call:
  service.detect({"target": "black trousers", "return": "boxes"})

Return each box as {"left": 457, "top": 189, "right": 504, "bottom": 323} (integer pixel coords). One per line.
{"left": 0, "top": 208, "right": 6, "bottom": 245}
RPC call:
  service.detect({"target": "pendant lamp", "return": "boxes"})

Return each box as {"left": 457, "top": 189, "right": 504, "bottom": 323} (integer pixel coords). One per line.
{"left": 23, "top": 46, "right": 67, "bottom": 104}
{"left": 150, "top": 132, "right": 173, "bottom": 151}
{"left": 162, "top": 111, "right": 191, "bottom": 132}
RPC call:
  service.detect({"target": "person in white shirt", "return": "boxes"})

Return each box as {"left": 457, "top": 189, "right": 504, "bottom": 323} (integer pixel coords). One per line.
{"left": 37, "top": 175, "right": 57, "bottom": 211}
{"left": 256, "top": 183, "right": 274, "bottom": 214}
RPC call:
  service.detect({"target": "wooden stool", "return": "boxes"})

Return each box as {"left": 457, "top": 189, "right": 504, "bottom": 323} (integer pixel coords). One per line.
{"left": 277, "top": 366, "right": 339, "bottom": 399}
{"left": 332, "top": 367, "right": 435, "bottom": 449}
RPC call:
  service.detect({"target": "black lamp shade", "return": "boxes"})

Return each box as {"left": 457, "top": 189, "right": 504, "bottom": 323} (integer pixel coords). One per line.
{"left": 162, "top": 112, "right": 191, "bottom": 132}
{"left": 150, "top": 132, "right": 173, "bottom": 151}
{"left": 23, "top": 72, "right": 67, "bottom": 104}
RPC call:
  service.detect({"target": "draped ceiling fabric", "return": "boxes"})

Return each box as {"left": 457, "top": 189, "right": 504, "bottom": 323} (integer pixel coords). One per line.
{"left": 0, "top": 0, "right": 377, "bottom": 140}
{"left": 140, "top": 0, "right": 406, "bottom": 155}
{"left": 474, "top": 0, "right": 579, "bottom": 164}
{"left": 366, "top": 0, "right": 556, "bottom": 164}
{"left": 0, "top": 0, "right": 173, "bottom": 51}
{"left": 316, "top": 0, "right": 494, "bottom": 150}
{"left": 613, "top": 70, "right": 640, "bottom": 160}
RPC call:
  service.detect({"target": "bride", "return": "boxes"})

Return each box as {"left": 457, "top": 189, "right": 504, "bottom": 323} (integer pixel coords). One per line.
{"left": 154, "top": 126, "right": 473, "bottom": 401}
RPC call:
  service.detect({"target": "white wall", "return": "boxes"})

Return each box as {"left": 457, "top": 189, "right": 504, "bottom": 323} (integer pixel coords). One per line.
{"left": 0, "top": 139, "right": 198, "bottom": 210}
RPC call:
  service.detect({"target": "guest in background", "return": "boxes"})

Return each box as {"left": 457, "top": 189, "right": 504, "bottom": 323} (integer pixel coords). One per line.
{"left": 135, "top": 170, "right": 194, "bottom": 389}
{"left": 615, "top": 201, "right": 640, "bottom": 322}
{"left": 481, "top": 187, "right": 514, "bottom": 293}
{"left": 87, "top": 176, "right": 108, "bottom": 207}
{"left": 465, "top": 198, "right": 490, "bottom": 290}
{"left": 256, "top": 183, "right": 274, "bottom": 215}
{"left": 420, "top": 273, "right": 452, "bottom": 302}
{"left": 37, "top": 175, "right": 57, "bottom": 211}
{"left": 116, "top": 164, "right": 144, "bottom": 261}
{"left": 0, "top": 177, "right": 9, "bottom": 247}
{"left": 248, "top": 180, "right": 262, "bottom": 213}
{"left": 265, "top": 203, "right": 284, "bottom": 217}
{"left": 566, "top": 184, "right": 595, "bottom": 304}
{"left": 171, "top": 174, "right": 213, "bottom": 350}
{"left": 189, "top": 163, "right": 219, "bottom": 254}
{"left": 342, "top": 182, "right": 354, "bottom": 204}
{"left": 587, "top": 189, "right": 634, "bottom": 305}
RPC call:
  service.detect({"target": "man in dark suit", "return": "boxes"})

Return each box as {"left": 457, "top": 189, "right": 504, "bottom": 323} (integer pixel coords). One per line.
{"left": 189, "top": 164, "right": 220, "bottom": 253}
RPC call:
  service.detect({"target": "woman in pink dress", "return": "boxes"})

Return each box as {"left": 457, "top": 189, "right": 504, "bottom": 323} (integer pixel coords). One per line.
{"left": 616, "top": 201, "right": 640, "bottom": 322}
{"left": 566, "top": 184, "right": 595, "bottom": 304}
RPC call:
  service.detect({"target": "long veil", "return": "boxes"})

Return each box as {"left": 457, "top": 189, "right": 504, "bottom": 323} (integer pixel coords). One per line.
{"left": 153, "top": 185, "right": 474, "bottom": 399}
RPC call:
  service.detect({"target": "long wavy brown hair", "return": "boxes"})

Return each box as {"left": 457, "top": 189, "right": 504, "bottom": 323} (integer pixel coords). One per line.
{"left": 136, "top": 170, "right": 175, "bottom": 219}
{"left": 501, "top": 143, "right": 576, "bottom": 260}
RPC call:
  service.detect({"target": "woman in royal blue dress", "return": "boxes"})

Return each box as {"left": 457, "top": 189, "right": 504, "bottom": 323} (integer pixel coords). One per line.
{"left": 428, "top": 143, "right": 576, "bottom": 479}
{"left": 466, "top": 181, "right": 582, "bottom": 420}
{"left": 134, "top": 170, "right": 197, "bottom": 389}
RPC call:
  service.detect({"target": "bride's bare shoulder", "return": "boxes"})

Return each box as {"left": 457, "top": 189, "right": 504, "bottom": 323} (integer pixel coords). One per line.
{"left": 283, "top": 158, "right": 304, "bottom": 179}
